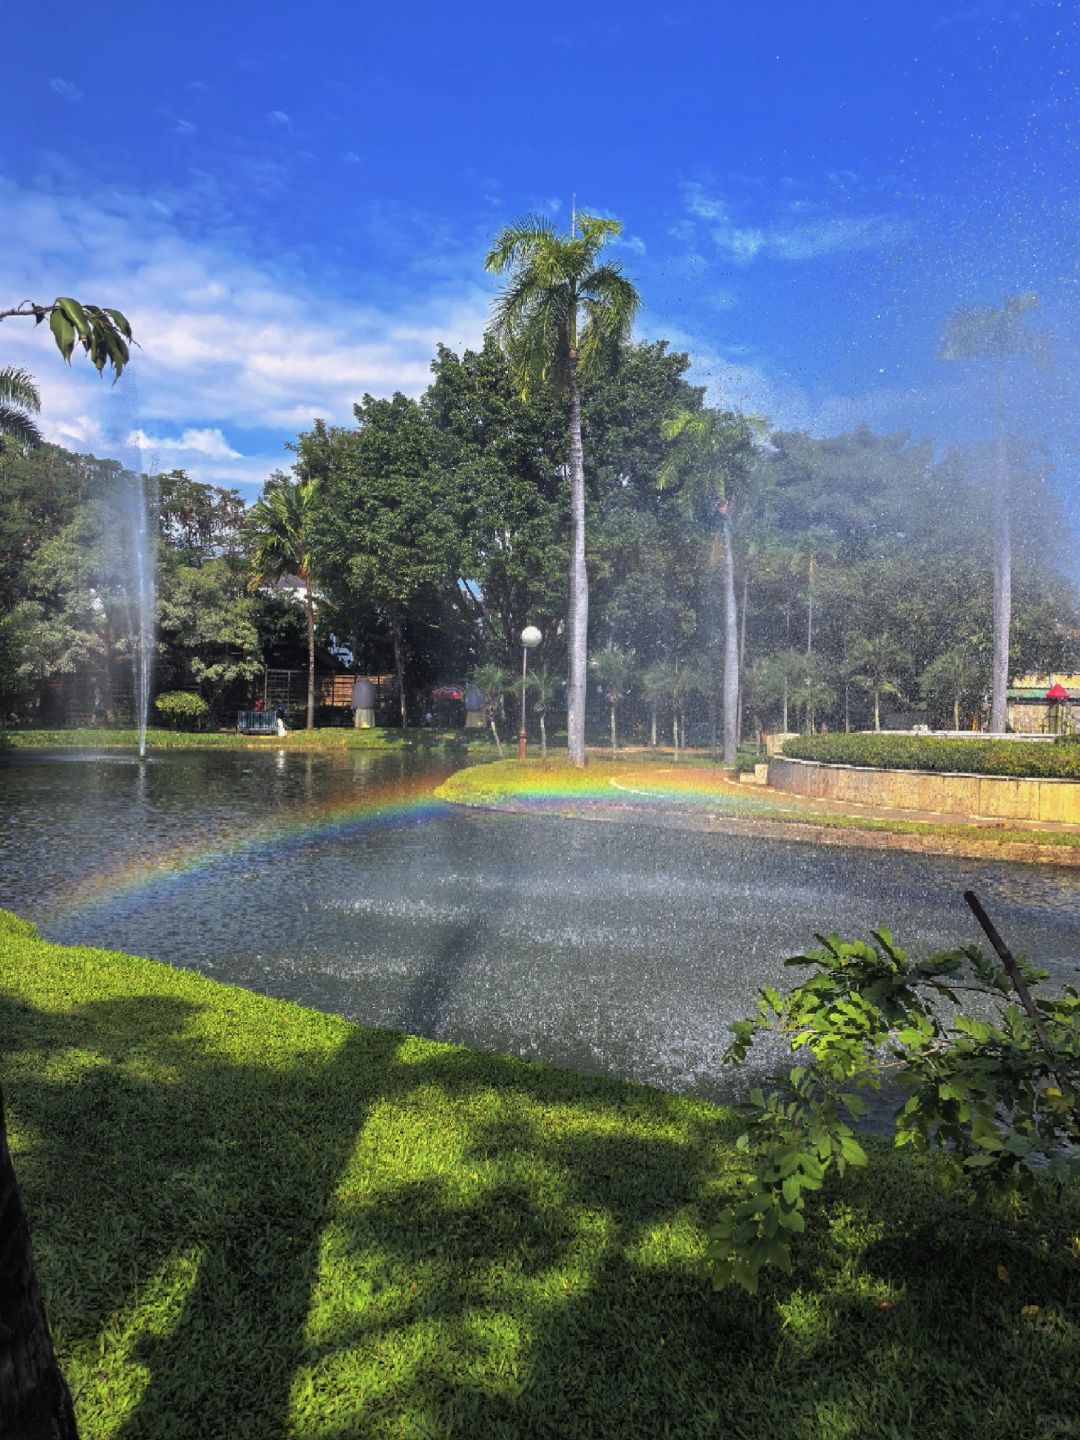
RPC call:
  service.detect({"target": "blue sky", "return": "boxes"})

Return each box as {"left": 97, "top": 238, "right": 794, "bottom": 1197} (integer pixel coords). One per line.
{"left": 4, "top": 0, "right": 1078, "bottom": 521}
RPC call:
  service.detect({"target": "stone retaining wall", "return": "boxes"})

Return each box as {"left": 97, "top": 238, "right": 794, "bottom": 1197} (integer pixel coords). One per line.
{"left": 767, "top": 755, "right": 1080, "bottom": 824}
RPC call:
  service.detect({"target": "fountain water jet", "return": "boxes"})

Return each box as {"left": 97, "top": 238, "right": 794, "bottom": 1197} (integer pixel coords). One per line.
{"left": 105, "top": 376, "right": 158, "bottom": 759}
{"left": 120, "top": 470, "right": 157, "bottom": 760}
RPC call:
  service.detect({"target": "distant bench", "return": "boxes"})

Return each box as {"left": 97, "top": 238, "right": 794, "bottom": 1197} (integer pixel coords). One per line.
{"left": 236, "top": 710, "right": 277, "bottom": 735}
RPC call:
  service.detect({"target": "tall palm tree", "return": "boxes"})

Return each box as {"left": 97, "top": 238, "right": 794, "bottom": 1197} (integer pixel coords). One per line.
{"left": 525, "top": 665, "right": 562, "bottom": 759}
{"left": 849, "top": 632, "right": 912, "bottom": 732}
{"left": 591, "top": 644, "right": 633, "bottom": 756}
{"left": 485, "top": 213, "right": 640, "bottom": 767}
{"left": 248, "top": 476, "right": 320, "bottom": 731}
{"left": 941, "top": 293, "right": 1045, "bottom": 732}
{"left": 472, "top": 663, "right": 510, "bottom": 757}
{"left": 0, "top": 366, "right": 42, "bottom": 449}
{"left": 659, "top": 408, "right": 758, "bottom": 766}
{"left": 640, "top": 662, "right": 671, "bottom": 749}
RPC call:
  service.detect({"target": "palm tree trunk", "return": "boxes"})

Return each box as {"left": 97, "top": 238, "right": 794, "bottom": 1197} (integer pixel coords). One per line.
{"left": 954, "top": 695, "right": 961, "bottom": 731}
{"left": 304, "top": 569, "right": 315, "bottom": 732}
{"left": 489, "top": 717, "right": 503, "bottom": 758}
{"left": 566, "top": 361, "right": 589, "bottom": 768}
{"left": 390, "top": 604, "right": 407, "bottom": 728}
{"left": 990, "top": 366, "right": 1011, "bottom": 733}
{"left": 610, "top": 702, "right": 617, "bottom": 756}
{"left": 721, "top": 512, "right": 738, "bottom": 766}
{"left": 0, "top": 1085, "right": 79, "bottom": 1440}
{"left": 874, "top": 685, "right": 881, "bottom": 732}
{"left": 736, "top": 566, "right": 748, "bottom": 746}
{"left": 782, "top": 677, "right": 788, "bottom": 735}
{"left": 650, "top": 703, "right": 657, "bottom": 748}
{"left": 806, "top": 554, "right": 815, "bottom": 656}
{"left": 539, "top": 713, "right": 547, "bottom": 760}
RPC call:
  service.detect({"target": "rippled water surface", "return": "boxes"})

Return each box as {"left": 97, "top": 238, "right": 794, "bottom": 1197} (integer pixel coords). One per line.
{"left": 2, "top": 749, "right": 1078, "bottom": 1099}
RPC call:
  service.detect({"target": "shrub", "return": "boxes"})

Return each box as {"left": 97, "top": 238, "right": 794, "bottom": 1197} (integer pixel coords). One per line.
{"left": 782, "top": 732, "right": 1080, "bottom": 780}
{"left": 708, "top": 903, "right": 1080, "bottom": 1293}
{"left": 154, "top": 691, "right": 210, "bottom": 731}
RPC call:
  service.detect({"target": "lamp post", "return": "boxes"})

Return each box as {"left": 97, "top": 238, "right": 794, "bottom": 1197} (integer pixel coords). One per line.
{"left": 519, "top": 625, "right": 542, "bottom": 759}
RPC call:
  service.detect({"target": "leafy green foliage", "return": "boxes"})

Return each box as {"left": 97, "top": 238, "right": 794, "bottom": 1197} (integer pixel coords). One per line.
{"left": 153, "top": 691, "right": 210, "bottom": 730}
{"left": 709, "top": 927, "right": 1080, "bottom": 1293}
{"left": 783, "top": 732, "right": 1080, "bottom": 778}
{"left": 22, "top": 296, "right": 134, "bottom": 379}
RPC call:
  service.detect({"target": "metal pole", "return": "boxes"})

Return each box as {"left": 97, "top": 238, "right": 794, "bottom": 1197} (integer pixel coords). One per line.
{"left": 518, "top": 643, "right": 528, "bottom": 760}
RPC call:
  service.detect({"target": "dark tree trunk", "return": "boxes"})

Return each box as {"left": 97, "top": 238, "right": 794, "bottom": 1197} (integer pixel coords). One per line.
{"left": 390, "top": 605, "right": 408, "bottom": 728}
{"left": 566, "top": 358, "right": 589, "bottom": 768}
{"left": 736, "top": 566, "right": 748, "bottom": 747}
{"left": 304, "top": 568, "right": 315, "bottom": 732}
{"left": 0, "top": 1084, "right": 78, "bottom": 1440}
{"left": 805, "top": 554, "right": 815, "bottom": 655}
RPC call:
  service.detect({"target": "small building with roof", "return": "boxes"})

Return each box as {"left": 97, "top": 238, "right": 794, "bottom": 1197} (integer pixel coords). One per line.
{"left": 1007, "top": 673, "right": 1080, "bottom": 734}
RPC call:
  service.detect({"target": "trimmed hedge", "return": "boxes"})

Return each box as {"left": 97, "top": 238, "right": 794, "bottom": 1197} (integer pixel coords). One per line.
{"left": 782, "top": 733, "right": 1080, "bottom": 780}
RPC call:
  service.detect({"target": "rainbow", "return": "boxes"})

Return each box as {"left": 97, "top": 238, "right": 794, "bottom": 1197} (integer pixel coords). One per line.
{"left": 52, "top": 770, "right": 450, "bottom": 920}
{"left": 447, "top": 763, "right": 778, "bottom": 809}
{"left": 48, "top": 764, "right": 774, "bottom": 921}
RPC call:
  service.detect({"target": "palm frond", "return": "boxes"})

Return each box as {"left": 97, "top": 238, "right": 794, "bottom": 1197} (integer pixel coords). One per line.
{"left": 485, "top": 211, "right": 640, "bottom": 397}
{"left": 0, "top": 366, "right": 42, "bottom": 413}
{"left": 484, "top": 216, "right": 558, "bottom": 274}
{"left": 577, "top": 265, "right": 640, "bottom": 376}
{"left": 246, "top": 476, "right": 316, "bottom": 589}
{"left": 576, "top": 213, "right": 623, "bottom": 255}
{"left": 940, "top": 292, "right": 1043, "bottom": 362}
{"left": 0, "top": 403, "right": 43, "bottom": 449}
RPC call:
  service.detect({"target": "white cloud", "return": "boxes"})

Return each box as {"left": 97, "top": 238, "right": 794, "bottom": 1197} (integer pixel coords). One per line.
{"left": 613, "top": 233, "right": 647, "bottom": 256}
{"left": 49, "top": 77, "right": 83, "bottom": 102}
{"left": 267, "top": 109, "right": 292, "bottom": 130}
{"left": 171, "top": 119, "right": 197, "bottom": 136}
{"left": 127, "top": 427, "right": 242, "bottom": 459}
{"left": 0, "top": 173, "right": 490, "bottom": 489}
{"left": 681, "top": 182, "right": 908, "bottom": 265}
{"left": 343, "top": 150, "right": 362, "bottom": 165}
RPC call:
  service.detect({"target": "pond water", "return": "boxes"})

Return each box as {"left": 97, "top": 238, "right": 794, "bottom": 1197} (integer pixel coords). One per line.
{"left": 2, "top": 748, "right": 1078, "bottom": 1100}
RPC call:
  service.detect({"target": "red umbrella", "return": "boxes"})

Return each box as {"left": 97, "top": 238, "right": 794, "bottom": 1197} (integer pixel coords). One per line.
{"left": 432, "top": 685, "right": 464, "bottom": 702}
{"left": 1046, "top": 683, "right": 1069, "bottom": 701}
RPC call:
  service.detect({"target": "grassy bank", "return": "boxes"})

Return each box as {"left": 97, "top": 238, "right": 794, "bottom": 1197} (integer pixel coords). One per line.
{"left": 437, "top": 759, "right": 1080, "bottom": 854}
{"left": 0, "top": 725, "right": 498, "bottom": 753}
{"left": 2, "top": 910, "right": 1079, "bottom": 1438}
{"left": 783, "top": 732, "right": 1080, "bottom": 779}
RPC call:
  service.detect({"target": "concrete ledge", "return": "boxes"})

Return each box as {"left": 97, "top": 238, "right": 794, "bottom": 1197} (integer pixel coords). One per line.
{"left": 767, "top": 755, "right": 1080, "bottom": 824}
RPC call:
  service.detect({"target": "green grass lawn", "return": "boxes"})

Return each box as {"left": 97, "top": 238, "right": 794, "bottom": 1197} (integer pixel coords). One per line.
{"left": 438, "top": 760, "right": 1080, "bottom": 853}
{"left": 2, "top": 909, "right": 1079, "bottom": 1438}
{"left": 0, "top": 725, "right": 498, "bottom": 753}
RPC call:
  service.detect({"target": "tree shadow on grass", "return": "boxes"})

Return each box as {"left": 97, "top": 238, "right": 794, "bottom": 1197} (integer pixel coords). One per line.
{"left": 280, "top": 1087, "right": 1080, "bottom": 1440}
{"left": 5, "top": 971, "right": 1079, "bottom": 1439}
{"left": 0, "top": 986, "right": 411, "bottom": 1438}
{"left": 1, "top": 975, "right": 749, "bottom": 1438}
